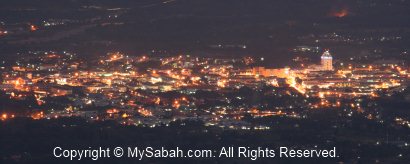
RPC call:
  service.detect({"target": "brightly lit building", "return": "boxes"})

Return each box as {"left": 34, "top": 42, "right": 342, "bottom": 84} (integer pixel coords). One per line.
{"left": 321, "top": 50, "right": 333, "bottom": 71}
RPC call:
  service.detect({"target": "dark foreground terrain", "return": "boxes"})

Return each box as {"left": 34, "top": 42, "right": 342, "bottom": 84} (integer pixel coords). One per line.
{"left": 1, "top": 115, "right": 409, "bottom": 164}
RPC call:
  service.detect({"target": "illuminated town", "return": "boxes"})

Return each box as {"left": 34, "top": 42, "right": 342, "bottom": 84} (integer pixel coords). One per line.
{"left": 1, "top": 49, "right": 409, "bottom": 130}
{"left": 1, "top": 0, "right": 410, "bottom": 163}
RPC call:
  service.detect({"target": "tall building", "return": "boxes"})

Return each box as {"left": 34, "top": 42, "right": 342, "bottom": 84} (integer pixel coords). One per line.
{"left": 321, "top": 50, "right": 333, "bottom": 71}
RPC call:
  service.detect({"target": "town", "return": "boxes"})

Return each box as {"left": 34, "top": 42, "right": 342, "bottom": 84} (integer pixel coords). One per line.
{"left": 1, "top": 49, "right": 409, "bottom": 130}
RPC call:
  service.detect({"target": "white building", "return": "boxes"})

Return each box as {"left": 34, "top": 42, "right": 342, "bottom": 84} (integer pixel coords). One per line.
{"left": 321, "top": 50, "right": 333, "bottom": 71}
